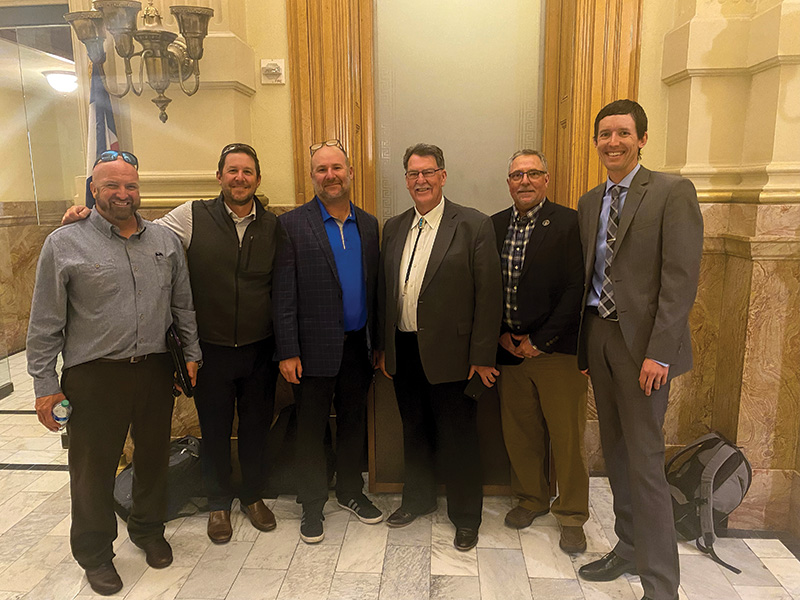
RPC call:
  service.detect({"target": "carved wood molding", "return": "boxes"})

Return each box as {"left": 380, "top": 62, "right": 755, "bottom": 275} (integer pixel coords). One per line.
{"left": 542, "top": 0, "right": 643, "bottom": 209}
{"left": 286, "top": 0, "right": 375, "bottom": 213}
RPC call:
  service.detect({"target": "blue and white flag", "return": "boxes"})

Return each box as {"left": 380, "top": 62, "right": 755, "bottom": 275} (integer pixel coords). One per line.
{"left": 85, "top": 63, "right": 119, "bottom": 208}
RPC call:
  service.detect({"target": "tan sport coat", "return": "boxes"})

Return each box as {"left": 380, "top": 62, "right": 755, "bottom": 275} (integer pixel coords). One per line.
{"left": 577, "top": 166, "right": 703, "bottom": 378}
{"left": 378, "top": 198, "right": 502, "bottom": 385}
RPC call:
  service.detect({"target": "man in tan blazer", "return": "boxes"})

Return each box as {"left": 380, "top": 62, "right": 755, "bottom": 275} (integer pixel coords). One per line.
{"left": 376, "top": 143, "right": 502, "bottom": 552}
{"left": 576, "top": 100, "right": 703, "bottom": 600}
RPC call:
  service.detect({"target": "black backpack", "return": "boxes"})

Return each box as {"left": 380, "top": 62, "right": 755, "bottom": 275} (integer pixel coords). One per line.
{"left": 666, "top": 432, "right": 752, "bottom": 573}
{"left": 114, "top": 435, "right": 207, "bottom": 521}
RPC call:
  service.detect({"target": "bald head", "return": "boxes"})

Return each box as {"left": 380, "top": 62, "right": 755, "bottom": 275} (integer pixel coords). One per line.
{"left": 310, "top": 145, "right": 353, "bottom": 205}
{"left": 90, "top": 157, "right": 141, "bottom": 227}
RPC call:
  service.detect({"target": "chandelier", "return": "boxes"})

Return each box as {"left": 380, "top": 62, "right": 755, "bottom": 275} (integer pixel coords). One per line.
{"left": 65, "top": 1, "right": 214, "bottom": 123}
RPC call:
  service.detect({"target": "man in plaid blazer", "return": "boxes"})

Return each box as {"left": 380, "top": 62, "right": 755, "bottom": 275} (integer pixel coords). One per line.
{"left": 273, "top": 140, "right": 382, "bottom": 544}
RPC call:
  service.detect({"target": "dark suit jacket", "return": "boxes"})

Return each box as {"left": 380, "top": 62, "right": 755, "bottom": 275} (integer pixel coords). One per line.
{"left": 378, "top": 198, "right": 502, "bottom": 385}
{"left": 273, "top": 198, "right": 380, "bottom": 378}
{"left": 491, "top": 199, "right": 584, "bottom": 357}
{"left": 576, "top": 166, "right": 703, "bottom": 377}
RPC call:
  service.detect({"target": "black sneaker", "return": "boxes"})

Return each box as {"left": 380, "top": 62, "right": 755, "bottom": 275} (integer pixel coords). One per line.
{"left": 300, "top": 510, "right": 325, "bottom": 543}
{"left": 337, "top": 494, "right": 384, "bottom": 524}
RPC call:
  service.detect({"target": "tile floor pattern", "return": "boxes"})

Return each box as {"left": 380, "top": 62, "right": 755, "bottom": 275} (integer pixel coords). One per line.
{"left": 2, "top": 350, "right": 800, "bottom": 600}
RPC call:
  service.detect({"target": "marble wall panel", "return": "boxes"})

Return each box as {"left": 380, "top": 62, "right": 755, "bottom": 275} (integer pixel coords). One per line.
{"left": 737, "top": 259, "right": 800, "bottom": 470}
{"left": 1, "top": 223, "right": 58, "bottom": 354}
{"left": 712, "top": 254, "right": 752, "bottom": 440}
{"left": 700, "top": 202, "right": 730, "bottom": 237}
{"left": 0, "top": 228, "right": 14, "bottom": 355}
{"left": 665, "top": 251, "right": 724, "bottom": 445}
{"left": 728, "top": 203, "right": 758, "bottom": 237}
{"left": 728, "top": 468, "right": 794, "bottom": 531}
{"left": 756, "top": 204, "right": 800, "bottom": 238}
{"left": 791, "top": 471, "right": 800, "bottom": 539}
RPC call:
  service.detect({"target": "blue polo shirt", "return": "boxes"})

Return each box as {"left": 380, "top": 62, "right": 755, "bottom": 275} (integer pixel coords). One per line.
{"left": 316, "top": 198, "right": 367, "bottom": 332}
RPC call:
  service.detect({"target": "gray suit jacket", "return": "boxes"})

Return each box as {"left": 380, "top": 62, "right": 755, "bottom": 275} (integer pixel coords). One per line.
{"left": 378, "top": 198, "right": 502, "bottom": 385}
{"left": 577, "top": 166, "right": 703, "bottom": 378}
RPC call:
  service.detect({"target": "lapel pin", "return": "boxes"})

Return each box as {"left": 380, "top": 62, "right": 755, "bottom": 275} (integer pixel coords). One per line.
{"left": 542, "top": 219, "right": 550, "bottom": 226}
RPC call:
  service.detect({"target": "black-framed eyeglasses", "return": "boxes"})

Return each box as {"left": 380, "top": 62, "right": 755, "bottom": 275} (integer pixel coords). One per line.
{"left": 93, "top": 150, "right": 139, "bottom": 170}
{"left": 508, "top": 169, "right": 547, "bottom": 182}
{"left": 310, "top": 139, "right": 344, "bottom": 156}
{"left": 405, "top": 168, "right": 442, "bottom": 181}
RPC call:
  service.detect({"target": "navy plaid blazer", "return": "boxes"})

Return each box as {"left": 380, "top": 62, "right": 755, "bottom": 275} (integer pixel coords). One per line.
{"left": 273, "top": 198, "right": 379, "bottom": 377}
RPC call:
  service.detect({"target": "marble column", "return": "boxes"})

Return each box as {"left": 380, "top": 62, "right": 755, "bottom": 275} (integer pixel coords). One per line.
{"left": 659, "top": 0, "right": 800, "bottom": 535}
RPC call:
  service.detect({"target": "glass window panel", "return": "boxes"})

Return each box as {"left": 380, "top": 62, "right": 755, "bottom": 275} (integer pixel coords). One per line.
{"left": 375, "top": 0, "right": 545, "bottom": 220}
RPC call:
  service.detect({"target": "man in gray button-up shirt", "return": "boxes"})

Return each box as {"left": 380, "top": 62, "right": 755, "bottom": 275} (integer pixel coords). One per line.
{"left": 26, "top": 151, "right": 200, "bottom": 596}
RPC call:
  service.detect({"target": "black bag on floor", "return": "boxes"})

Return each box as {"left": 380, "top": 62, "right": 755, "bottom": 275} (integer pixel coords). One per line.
{"left": 666, "top": 432, "right": 752, "bottom": 573}
{"left": 114, "top": 435, "right": 207, "bottom": 521}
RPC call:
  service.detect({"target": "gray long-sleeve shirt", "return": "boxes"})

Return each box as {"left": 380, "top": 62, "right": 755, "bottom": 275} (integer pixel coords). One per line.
{"left": 26, "top": 209, "right": 201, "bottom": 398}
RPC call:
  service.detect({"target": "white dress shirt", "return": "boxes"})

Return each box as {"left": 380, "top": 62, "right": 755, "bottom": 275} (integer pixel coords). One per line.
{"left": 397, "top": 198, "right": 445, "bottom": 332}
{"left": 157, "top": 198, "right": 257, "bottom": 248}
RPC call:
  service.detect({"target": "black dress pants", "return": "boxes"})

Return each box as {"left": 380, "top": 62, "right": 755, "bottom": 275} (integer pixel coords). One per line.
{"left": 193, "top": 338, "right": 278, "bottom": 510}
{"left": 62, "top": 354, "right": 174, "bottom": 569}
{"left": 392, "top": 331, "right": 483, "bottom": 530}
{"left": 293, "top": 328, "right": 373, "bottom": 511}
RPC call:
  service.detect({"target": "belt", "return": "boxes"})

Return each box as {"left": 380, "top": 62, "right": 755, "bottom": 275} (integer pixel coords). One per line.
{"left": 344, "top": 327, "right": 366, "bottom": 342}
{"left": 585, "top": 305, "right": 619, "bottom": 322}
{"left": 97, "top": 354, "right": 150, "bottom": 364}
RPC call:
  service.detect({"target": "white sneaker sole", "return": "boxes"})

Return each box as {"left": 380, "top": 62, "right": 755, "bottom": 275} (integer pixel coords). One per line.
{"left": 337, "top": 501, "right": 384, "bottom": 524}
{"left": 300, "top": 530, "right": 324, "bottom": 544}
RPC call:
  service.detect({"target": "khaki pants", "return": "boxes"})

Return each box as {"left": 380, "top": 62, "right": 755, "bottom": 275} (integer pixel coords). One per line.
{"left": 499, "top": 352, "right": 589, "bottom": 526}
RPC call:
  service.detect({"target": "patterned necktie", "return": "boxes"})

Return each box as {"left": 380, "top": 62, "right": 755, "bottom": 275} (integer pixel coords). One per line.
{"left": 598, "top": 185, "right": 621, "bottom": 318}
{"left": 404, "top": 217, "right": 425, "bottom": 289}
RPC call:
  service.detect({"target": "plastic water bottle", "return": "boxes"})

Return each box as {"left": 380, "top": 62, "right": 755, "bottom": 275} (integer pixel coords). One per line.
{"left": 52, "top": 400, "right": 72, "bottom": 429}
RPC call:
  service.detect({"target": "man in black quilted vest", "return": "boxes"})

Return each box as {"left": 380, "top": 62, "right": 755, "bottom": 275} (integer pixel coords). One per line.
{"left": 63, "top": 143, "right": 280, "bottom": 544}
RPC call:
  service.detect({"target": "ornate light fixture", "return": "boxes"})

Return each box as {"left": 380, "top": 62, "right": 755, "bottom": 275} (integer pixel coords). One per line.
{"left": 64, "top": 1, "right": 214, "bottom": 123}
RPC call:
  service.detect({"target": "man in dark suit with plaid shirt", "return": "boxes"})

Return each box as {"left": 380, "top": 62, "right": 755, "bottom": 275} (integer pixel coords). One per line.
{"left": 273, "top": 140, "right": 382, "bottom": 544}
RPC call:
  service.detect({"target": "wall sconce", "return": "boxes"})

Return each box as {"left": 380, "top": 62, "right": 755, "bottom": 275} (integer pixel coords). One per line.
{"left": 43, "top": 70, "right": 79, "bottom": 93}
{"left": 64, "top": 0, "right": 214, "bottom": 123}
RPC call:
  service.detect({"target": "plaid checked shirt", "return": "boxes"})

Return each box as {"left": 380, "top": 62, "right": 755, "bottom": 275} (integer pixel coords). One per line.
{"left": 501, "top": 201, "right": 544, "bottom": 329}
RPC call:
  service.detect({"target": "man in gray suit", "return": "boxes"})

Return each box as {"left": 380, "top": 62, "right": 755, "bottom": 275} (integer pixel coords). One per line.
{"left": 377, "top": 143, "right": 502, "bottom": 551}
{"left": 576, "top": 100, "right": 703, "bottom": 600}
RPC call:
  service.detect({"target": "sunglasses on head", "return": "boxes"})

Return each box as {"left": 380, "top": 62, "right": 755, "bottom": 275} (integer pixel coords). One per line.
{"left": 220, "top": 143, "right": 258, "bottom": 158}
{"left": 93, "top": 150, "right": 139, "bottom": 170}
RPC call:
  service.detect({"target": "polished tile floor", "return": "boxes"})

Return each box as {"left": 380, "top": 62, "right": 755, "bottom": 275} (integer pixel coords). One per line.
{"left": 2, "top": 350, "right": 800, "bottom": 600}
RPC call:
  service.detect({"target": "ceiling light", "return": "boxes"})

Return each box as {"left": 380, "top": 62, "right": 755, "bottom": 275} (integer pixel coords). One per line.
{"left": 43, "top": 70, "right": 78, "bottom": 93}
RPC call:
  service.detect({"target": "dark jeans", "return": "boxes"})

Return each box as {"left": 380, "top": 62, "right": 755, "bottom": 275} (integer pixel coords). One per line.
{"left": 62, "top": 353, "right": 174, "bottom": 569}
{"left": 193, "top": 338, "right": 278, "bottom": 510}
{"left": 393, "top": 331, "right": 483, "bottom": 530}
{"left": 293, "top": 328, "right": 373, "bottom": 511}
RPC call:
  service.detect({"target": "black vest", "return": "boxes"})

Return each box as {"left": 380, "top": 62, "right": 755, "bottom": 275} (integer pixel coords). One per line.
{"left": 187, "top": 195, "right": 277, "bottom": 347}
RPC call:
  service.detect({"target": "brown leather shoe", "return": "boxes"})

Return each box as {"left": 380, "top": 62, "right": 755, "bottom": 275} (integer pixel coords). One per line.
{"left": 85, "top": 561, "right": 123, "bottom": 596}
{"left": 207, "top": 510, "right": 232, "bottom": 544}
{"left": 559, "top": 525, "right": 587, "bottom": 554}
{"left": 504, "top": 505, "right": 549, "bottom": 529}
{"left": 134, "top": 537, "right": 173, "bottom": 568}
{"left": 241, "top": 500, "right": 277, "bottom": 532}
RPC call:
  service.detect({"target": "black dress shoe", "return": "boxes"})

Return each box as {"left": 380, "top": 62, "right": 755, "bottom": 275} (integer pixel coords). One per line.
{"left": 454, "top": 527, "right": 479, "bottom": 551}
{"left": 85, "top": 561, "right": 123, "bottom": 596}
{"left": 386, "top": 505, "right": 436, "bottom": 528}
{"left": 578, "top": 551, "right": 637, "bottom": 581}
{"left": 134, "top": 537, "right": 173, "bottom": 569}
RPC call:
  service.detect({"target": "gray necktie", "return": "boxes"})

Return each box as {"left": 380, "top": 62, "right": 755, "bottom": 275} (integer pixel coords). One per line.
{"left": 598, "top": 185, "right": 621, "bottom": 318}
